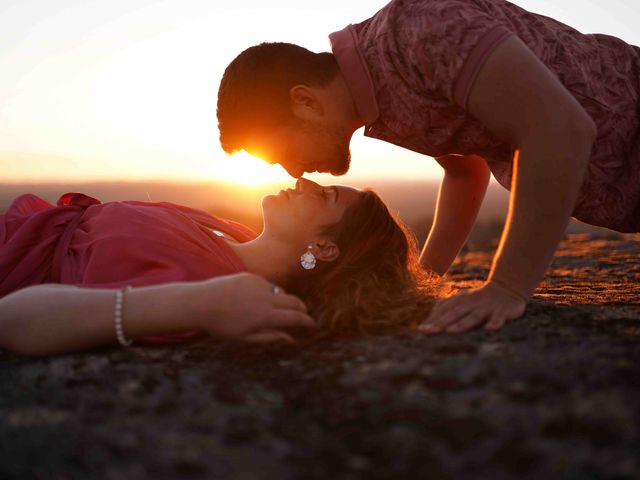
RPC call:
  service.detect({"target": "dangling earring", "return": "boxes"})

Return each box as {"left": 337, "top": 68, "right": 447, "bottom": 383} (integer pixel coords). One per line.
{"left": 300, "top": 245, "right": 316, "bottom": 270}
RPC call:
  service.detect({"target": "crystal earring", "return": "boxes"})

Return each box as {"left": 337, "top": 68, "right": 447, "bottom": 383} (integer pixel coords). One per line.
{"left": 300, "top": 245, "right": 316, "bottom": 270}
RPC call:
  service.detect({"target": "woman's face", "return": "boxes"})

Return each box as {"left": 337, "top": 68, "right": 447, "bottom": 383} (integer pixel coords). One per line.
{"left": 262, "top": 178, "right": 361, "bottom": 245}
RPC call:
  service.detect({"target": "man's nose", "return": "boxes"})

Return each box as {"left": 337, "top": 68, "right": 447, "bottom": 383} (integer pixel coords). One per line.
{"left": 283, "top": 163, "right": 304, "bottom": 179}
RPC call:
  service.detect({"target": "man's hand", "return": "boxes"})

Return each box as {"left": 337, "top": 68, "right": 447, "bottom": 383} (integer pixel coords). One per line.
{"left": 418, "top": 282, "right": 526, "bottom": 335}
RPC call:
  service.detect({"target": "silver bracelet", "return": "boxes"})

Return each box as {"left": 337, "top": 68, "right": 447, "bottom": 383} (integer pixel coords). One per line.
{"left": 115, "top": 286, "right": 133, "bottom": 347}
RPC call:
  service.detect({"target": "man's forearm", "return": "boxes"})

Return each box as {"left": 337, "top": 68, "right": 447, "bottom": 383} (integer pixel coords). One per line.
{"left": 488, "top": 130, "right": 594, "bottom": 298}
{"left": 420, "top": 155, "right": 490, "bottom": 275}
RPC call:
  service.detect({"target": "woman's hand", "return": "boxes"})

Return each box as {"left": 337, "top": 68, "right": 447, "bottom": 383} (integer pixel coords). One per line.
{"left": 418, "top": 281, "right": 527, "bottom": 335}
{"left": 191, "top": 272, "right": 316, "bottom": 344}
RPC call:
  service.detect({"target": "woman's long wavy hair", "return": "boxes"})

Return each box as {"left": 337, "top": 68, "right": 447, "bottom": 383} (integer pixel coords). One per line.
{"left": 289, "top": 189, "right": 441, "bottom": 338}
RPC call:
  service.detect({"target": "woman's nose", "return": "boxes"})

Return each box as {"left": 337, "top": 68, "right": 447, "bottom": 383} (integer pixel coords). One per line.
{"left": 297, "top": 178, "right": 319, "bottom": 192}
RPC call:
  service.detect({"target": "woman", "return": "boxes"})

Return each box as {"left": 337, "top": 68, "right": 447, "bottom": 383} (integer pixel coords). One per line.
{"left": 0, "top": 178, "right": 435, "bottom": 356}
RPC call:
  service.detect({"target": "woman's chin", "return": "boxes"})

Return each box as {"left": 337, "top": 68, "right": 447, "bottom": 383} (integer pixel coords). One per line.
{"left": 261, "top": 194, "right": 278, "bottom": 207}
{"left": 262, "top": 190, "right": 289, "bottom": 206}
{"left": 261, "top": 194, "right": 283, "bottom": 214}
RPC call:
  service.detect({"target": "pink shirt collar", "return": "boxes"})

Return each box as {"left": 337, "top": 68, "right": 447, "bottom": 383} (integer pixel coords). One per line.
{"left": 329, "top": 26, "right": 380, "bottom": 127}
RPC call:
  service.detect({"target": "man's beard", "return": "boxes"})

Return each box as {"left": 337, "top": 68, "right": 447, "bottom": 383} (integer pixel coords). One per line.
{"left": 325, "top": 124, "right": 352, "bottom": 176}
{"left": 329, "top": 150, "right": 351, "bottom": 175}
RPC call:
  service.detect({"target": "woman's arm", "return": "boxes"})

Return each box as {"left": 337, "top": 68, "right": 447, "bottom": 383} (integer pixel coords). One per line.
{"left": 420, "top": 154, "right": 490, "bottom": 275}
{"left": 0, "top": 273, "right": 315, "bottom": 356}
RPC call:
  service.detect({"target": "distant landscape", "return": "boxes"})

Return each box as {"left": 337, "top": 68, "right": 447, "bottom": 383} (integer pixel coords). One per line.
{"left": 0, "top": 179, "right": 613, "bottom": 250}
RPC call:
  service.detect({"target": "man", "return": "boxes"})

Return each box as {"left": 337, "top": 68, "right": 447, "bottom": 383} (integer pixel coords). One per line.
{"left": 217, "top": 0, "right": 639, "bottom": 334}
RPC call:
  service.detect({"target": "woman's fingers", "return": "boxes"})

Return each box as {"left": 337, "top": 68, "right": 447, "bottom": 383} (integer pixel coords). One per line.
{"left": 260, "top": 309, "right": 316, "bottom": 331}
{"left": 245, "top": 330, "right": 296, "bottom": 345}
{"left": 270, "top": 291, "right": 309, "bottom": 312}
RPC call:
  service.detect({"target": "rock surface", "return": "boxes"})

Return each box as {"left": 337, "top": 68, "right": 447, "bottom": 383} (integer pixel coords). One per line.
{"left": 1, "top": 234, "right": 639, "bottom": 479}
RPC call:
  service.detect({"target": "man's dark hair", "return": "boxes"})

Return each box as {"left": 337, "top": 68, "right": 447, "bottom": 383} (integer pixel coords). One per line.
{"left": 217, "top": 42, "right": 338, "bottom": 154}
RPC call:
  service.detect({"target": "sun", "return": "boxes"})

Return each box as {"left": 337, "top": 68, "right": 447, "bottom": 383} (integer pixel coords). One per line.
{"left": 213, "top": 151, "right": 291, "bottom": 185}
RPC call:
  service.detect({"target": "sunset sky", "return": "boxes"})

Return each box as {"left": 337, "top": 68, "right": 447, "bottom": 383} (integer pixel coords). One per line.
{"left": 1, "top": 0, "right": 638, "bottom": 186}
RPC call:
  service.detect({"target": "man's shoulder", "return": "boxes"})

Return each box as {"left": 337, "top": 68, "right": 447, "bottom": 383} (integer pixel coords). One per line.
{"left": 352, "top": 0, "right": 469, "bottom": 45}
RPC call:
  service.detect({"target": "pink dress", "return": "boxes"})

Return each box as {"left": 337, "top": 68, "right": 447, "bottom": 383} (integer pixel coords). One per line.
{"left": 0, "top": 193, "right": 258, "bottom": 344}
{"left": 330, "top": 0, "right": 640, "bottom": 232}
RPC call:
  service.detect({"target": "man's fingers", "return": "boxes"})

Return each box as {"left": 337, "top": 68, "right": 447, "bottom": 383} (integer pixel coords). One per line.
{"left": 440, "top": 303, "right": 477, "bottom": 328}
{"left": 419, "top": 308, "right": 465, "bottom": 334}
{"left": 420, "top": 299, "right": 484, "bottom": 334}
{"left": 429, "top": 297, "right": 456, "bottom": 316}
{"left": 419, "top": 300, "right": 453, "bottom": 331}
{"left": 419, "top": 303, "right": 454, "bottom": 334}
{"left": 446, "top": 311, "right": 489, "bottom": 334}
{"left": 423, "top": 300, "right": 475, "bottom": 331}
{"left": 418, "top": 285, "right": 526, "bottom": 336}
{"left": 485, "top": 312, "right": 507, "bottom": 332}
{"left": 418, "top": 322, "right": 445, "bottom": 335}
{"left": 245, "top": 330, "right": 296, "bottom": 345}
{"left": 420, "top": 292, "right": 470, "bottom": 325}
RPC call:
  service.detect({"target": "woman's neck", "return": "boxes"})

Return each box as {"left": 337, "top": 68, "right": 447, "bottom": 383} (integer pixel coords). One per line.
{"left": 227, "top": 234, "right": 295, "bottom": 287}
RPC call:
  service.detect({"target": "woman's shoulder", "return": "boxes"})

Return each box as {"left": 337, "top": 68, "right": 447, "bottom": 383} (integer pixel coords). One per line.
{"left": 2, "top": 192, "right": 258, "bottom": 244}
{"left": 4, "top": 193, "right": 54, "bottom": 217}
{"left": 141, "top": 200, "right": 258, "bottom": 242}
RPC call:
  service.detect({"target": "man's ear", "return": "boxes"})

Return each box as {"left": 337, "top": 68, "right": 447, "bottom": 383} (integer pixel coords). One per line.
{"left": 310, "top": 239, "right": 340, "bottom": 263}
{"left": 289, "top": 85, "right": 324, "bottom": 115}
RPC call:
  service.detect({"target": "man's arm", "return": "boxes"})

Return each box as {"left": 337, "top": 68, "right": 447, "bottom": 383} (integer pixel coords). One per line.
{"left": 420, "top": 154, "right": 490, "bottom": 275}
{"left": 420, "top": 35, "right": 596, "bottom": 334}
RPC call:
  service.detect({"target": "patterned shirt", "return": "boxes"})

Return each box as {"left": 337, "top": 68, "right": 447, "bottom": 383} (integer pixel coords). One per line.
{"left": 330, "top": 0, "right": 640, "bottom": 232}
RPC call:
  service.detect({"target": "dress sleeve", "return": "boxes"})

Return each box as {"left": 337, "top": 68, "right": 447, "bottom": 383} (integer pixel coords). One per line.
{"left": 379, "top": 0, "right": 515, "bottom": 109}
{"left": 153, "top": 202, "right": 258, "bottom": 242}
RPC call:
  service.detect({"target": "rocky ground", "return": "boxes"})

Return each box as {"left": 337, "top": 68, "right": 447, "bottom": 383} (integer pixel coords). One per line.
{"left": 1, "top": 233, "right": 639, "bottom": 480}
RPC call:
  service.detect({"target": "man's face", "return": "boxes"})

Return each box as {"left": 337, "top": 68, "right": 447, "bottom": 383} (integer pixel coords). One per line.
{"left": 248, "top": 119, "right": 353, "bottom": 178}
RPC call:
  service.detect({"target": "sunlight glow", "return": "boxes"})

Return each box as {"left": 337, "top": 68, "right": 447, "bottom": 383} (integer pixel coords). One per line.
{"left": 0, "top": 0, "right": 638, "bottom": 184}
{"left": 213, "top": 151, "right": 291, "bottom": 185}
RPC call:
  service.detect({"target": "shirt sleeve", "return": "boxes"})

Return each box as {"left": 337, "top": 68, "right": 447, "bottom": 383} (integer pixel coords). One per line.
{"left": 376, "top": 0, "right": 515, "bottom": 109}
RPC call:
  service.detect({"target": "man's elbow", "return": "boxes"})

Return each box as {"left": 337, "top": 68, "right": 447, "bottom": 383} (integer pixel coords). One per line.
{"left": 537, "top": 111, "right": 597, "bottom": 173}
{"left": 561, "top": 106, "right": 597, "bottom": 154}
{"left": 440, "top": 154, "right": 491, "bottom": 182}
{"left": 583, "top": 114, "right": 597, "bottom": 144}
